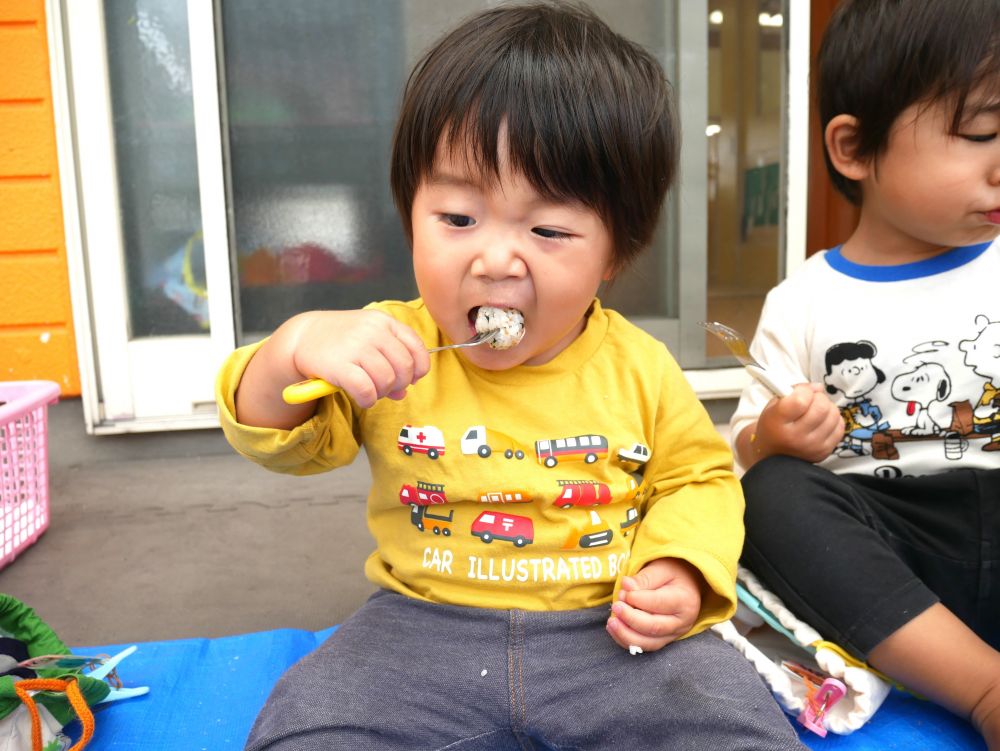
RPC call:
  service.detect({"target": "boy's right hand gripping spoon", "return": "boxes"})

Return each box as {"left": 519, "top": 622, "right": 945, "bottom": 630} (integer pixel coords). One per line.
{"left": 282, "top": 307, "right": 525, "bottom": 404}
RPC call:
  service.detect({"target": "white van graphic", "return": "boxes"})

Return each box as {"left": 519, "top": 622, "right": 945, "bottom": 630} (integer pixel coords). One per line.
{"left": 461, "top": 425, "right": 526, "bottom": 459}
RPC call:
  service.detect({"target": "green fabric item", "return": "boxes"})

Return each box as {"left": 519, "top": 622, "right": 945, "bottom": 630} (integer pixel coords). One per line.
{"left": 0, "top": 594, "right": 110, "bottom": 726}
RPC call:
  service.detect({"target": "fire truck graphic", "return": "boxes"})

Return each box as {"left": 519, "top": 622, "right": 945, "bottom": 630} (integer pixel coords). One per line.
{"left": 553, "top": 480, "right": 612, "bottom": 509}
{"left": 535, "top": 434, "right": 608, "bottom": 467}
{"left": 397, "top": 425, "right": 446, "bottom": 459}
{"left": 398, "top": 481, "right": 447, "bottom": 506}
{"left": 470, "top": 511, "right": 534, "bottom": 547}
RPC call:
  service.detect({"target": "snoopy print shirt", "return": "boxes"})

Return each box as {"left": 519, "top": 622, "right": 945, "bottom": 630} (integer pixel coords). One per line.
{"left": 730, "top": 240, "right": 1000, "bottom": 478}
{"left": 217, "top": 299, "right": 743, "bottom": 634}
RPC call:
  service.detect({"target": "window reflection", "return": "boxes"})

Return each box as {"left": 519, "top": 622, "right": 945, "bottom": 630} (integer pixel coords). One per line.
{"left": 705, "top": 0, "right": 785, "bottom": 361}
{"left": 222, "top": 0, "right": 681, "bottom": 343}
{"left": 222, "top": 0, "right": 410, "bottom": 339}
{"left": 220, "top": 1, "right": 787, "bottom": 368}
{"left": 104, "top": 1, "right": 208, "bottom": 336}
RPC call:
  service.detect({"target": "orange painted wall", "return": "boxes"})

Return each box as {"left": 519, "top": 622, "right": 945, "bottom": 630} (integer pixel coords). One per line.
{"left": 0, "top": 0, "right": 80, "bottom": 395}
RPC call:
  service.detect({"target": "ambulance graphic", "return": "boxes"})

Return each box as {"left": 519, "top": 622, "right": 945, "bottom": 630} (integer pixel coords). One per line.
{"left": 397, "top": 425, "right": 446, "bottom": 459}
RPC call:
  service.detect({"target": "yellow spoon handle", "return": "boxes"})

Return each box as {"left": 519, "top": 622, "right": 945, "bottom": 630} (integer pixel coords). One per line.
{"left": 282, "top": 378, "right": 336, "bottom": 404}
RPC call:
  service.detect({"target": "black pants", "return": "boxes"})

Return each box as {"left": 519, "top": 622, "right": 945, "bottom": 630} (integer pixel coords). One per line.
{"left": 741, "top": 456, "right": 1000, "bottom": 660}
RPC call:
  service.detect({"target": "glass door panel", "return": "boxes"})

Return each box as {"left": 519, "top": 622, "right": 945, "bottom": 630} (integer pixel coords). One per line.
{"left": 704, "top": 0, "right": 788, "bottom": 364}
{"left": 220, "top": 1, "right": 690, "bottom": 358}
{"left": 58, "top": 0, "right": 233, "bottom": 431}
{"left": 104, "top": 0, "right": 208, "bottom": 336}
{"left": 222, "top": 0, "right": 411, "bottom": 341}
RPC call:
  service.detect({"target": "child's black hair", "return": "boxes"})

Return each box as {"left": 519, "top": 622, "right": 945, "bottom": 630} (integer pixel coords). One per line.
{"left": 818, "top": 0, "right": 1000, "bottom": 205}
{"left": 390, "top": 1, "right": 678, "bottom": 272}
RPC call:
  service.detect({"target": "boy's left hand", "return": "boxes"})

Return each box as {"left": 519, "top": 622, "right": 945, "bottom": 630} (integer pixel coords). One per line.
{"left": 606, "top": 557, "right": 703, "bottom": 652}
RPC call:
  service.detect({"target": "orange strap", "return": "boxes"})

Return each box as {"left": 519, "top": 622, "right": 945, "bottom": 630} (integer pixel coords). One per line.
{"left": 13, "top": 677, "right": 95, "bottom": 751}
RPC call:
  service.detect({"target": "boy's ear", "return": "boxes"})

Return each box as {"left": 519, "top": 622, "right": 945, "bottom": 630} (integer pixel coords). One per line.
{"left": 824, "top": 114, "right": 870, "bottom": 181}
{"left": 601, "top": 255, "right": 619, "bottom": 282}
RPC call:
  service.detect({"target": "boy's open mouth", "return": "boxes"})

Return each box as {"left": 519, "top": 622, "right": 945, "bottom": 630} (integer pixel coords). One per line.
{"left": 470, "top": 306, "right": 526, "bottom": 350}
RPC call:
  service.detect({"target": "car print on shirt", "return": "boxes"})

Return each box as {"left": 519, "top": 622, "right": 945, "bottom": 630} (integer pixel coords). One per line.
{"left": 461, "top": 425, "right": 527, "bottom": 459}
{"left": 562, "top": 510, "right": 613, "bottom": 549}
{"left": 410, "top": 505, "right": 454, "bottom": 536}
{"left": 470, "top": 511, "right": 534, "bottom": 547}
{"left": 616, "top": 442, "right": 650, "bottom": 465}
{"left": 553, "top": 480, "right": 612, "bottom": 509}
{"left": 397, "top": 425, "right": 445, "bottom": 459}
{"left": 620, "top": 507, "right": 639, "bottom": 537}
{"left": 535, "top": 434, "right": 608, "bottom": 467}
{"left": 624, "top": 476, "right": 641, "bottom": 502}
{"left": 479, "top": 490, "right": 532, "bottom": 503}
{"left": 398, "top": 481, "right": 447, "bottom": 506}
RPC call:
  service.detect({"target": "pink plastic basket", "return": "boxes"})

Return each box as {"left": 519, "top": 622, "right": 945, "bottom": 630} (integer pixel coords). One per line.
{"left": 0, "top": 381, "right": 60, "bottom": 570}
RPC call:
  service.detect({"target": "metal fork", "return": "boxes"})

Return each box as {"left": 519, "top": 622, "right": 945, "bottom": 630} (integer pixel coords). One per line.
{"left": 427, "top": 329, "right": 498, "bottom": 353}
{"left": 282, "top": 330, "right": 500, "bottom": 404}
{"left": 699, "top": 321, "right": 793, "bottom": 397}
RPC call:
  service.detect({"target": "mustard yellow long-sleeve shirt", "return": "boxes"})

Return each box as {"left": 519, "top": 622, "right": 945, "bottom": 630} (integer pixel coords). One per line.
{"left": 216, "top": 299, "right": 744, "bottom": 635}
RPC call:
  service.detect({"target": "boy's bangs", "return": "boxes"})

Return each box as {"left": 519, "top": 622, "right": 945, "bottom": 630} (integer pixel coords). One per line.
{"left": 439, "top": 86, "right": 608, "bottom": 217}
{"left": 949, "top": 49, "right": 1000, "bottom": 129}
{"left": 916, "top": 7, "right": 1000, "bottom": 131}
{"left": 391, "top": 3, "right": 677, "bottom": 266}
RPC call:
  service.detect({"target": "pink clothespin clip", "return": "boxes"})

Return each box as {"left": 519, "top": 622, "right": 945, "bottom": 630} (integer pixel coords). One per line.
{"left": 797, "top": 677, "right": 847, "bottom": 737}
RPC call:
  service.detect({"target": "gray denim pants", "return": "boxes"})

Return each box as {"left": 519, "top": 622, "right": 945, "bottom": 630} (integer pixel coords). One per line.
{"left": 245, "top": 590, "right": 806, "bottom": 751}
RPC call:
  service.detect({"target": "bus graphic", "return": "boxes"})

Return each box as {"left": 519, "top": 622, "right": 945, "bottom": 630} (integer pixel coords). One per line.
{"left": 535, "top": 434, "right": 608, "bottom": 467}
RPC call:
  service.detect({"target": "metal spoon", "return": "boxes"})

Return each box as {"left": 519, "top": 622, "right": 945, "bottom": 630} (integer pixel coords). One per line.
{"left": 699, "top": 321, "right": 794, "bottom": 397}
{"left": 282, "top": 329, "right": 500, "bottom": 404}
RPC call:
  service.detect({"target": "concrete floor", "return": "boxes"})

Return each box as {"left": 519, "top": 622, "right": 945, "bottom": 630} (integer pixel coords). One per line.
{"left": 0, "top": 396, "right": 735, "bottom": 648}
{"left": 0, "top": 397, "right": 377, "bottom": 646}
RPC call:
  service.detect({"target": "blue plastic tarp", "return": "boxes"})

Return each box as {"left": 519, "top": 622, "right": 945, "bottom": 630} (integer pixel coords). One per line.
{"left": 71, "top": 627, "right": 983, "bottom": 750}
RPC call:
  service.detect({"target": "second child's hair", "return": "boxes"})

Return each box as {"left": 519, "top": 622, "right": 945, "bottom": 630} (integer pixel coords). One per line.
{"left": 390, "top": 1, "right": 678, "bottom": 272}
{"left": 819, "top": 0, "right": 1000, "bottom": 205}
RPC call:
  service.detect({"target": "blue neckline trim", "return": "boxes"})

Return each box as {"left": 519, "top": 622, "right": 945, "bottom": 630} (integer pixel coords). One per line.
{"left": 824, "top": 241, "right": 992, "bottom": 281}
